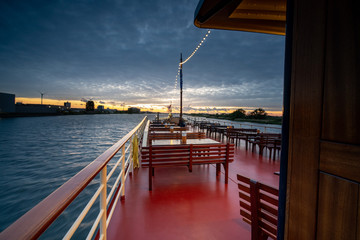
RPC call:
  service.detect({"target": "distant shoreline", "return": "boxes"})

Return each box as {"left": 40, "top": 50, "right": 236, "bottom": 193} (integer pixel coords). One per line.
{"left": 185, "top": 113, "right": 282, "bottom": 125}
{"left": 0, "top": 112, "right": 146, "bottom": 118}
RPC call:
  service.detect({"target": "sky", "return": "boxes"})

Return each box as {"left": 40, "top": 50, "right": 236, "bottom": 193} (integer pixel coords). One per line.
{"left": 0, "top": 0, "right": 285, "bottom": 115}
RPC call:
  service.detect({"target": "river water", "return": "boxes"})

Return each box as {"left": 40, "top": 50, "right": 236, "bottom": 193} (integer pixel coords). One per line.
{"left": 0, "top": 113, "right": 281, "bottom": 238}
{"left": 0, "top": 114, "right": 154, "bottom": 238}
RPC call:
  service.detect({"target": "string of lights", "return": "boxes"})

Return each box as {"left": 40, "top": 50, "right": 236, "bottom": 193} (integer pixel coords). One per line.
{"left": 181, "top": 30, "right": 211, "bottom": 65}
{"left": 171, "top": 29, "right": 211, "bottom": 103}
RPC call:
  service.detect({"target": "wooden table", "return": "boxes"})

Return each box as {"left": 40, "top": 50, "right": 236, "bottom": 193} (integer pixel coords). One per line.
{"left": 237, "top": 132, "right": 259, "bottom": 150}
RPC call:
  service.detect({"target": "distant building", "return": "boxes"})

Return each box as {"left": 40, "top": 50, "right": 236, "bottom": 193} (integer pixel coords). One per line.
{"left": 70, "top": 108, "right": 84, "bottom": 113}
{"left": 97, "top": 105, "right": 104, "bottom": 111}
{"left": 15, "top": 103, "right": 60, "bottom": 114}
{"left": 0, "top": 92, "right": 15, "bottom": 113}
{"left": 128, "top": 107, "right": 141, "bottom": 113}
{"left": 64, "top": 102, "right": 71, "bottom": 109}
{"left": 106, "top": 108, "right": 116, "bottom": 113}
{"left": 86, "top": 101, "right": 95, "bottom": 111}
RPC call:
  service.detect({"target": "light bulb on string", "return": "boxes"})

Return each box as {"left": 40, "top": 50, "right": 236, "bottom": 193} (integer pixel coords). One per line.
{"left": 170, "top": 29, "right": 211, "bottom": 103}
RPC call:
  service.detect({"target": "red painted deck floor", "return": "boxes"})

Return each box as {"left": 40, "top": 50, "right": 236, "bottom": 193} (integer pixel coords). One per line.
{"left": 107, "top": 137, "right": 280, "bottom": 240}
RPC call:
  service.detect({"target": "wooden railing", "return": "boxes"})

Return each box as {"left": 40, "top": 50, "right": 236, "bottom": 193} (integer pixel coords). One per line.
{"left": 0, "top": 116, "right": 148, "bottom": 240}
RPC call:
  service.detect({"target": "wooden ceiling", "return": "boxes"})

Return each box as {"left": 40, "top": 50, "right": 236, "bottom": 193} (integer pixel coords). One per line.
{"left": 194, "top": 0, "right": 286, "bottom": 35}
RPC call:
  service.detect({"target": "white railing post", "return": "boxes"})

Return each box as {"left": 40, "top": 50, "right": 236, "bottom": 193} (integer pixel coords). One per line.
{"left": 100, "top": 167, "right": 107, "bottom": 240}
{"left": 121, "top": 145, "right": 126, "bottom": 200}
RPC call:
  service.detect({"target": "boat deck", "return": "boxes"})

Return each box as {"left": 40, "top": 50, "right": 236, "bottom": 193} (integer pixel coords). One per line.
{"left": 107, "top": 136, "right": 280, "bottom": 240}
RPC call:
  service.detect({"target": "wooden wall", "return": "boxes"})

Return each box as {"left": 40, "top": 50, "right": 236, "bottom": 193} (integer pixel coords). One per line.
{"left": 286, "top": 0, "right": 360, "bottom": 238}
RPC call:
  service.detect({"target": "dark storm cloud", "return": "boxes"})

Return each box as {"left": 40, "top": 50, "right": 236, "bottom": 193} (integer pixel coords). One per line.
{"left": 0, "top": 0, "right": 285, "bottom": 110}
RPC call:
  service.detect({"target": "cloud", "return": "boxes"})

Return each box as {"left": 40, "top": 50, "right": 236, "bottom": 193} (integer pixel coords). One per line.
{"left": 0, "top": 0, "right": 285, "bottom": 112}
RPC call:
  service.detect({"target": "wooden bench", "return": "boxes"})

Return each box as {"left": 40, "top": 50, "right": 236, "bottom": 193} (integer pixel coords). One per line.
{"left": 263, "top": 139, "right": 281, "bottom": 160}
{"left": 199, "top": 122, "right": 211, "bottom": 132}
{"left": 142, "top": 143, "right": 234, "bottom": 190}
{"left": 237, "top": 174, "right": 279, "bottom": 240}
{"left": 149, "top": 127, "right": 188, "bottom": 132}
{"left": 213, "top": 126, "right": 232, "bottom": 141}
{"left": 205, "top": 123, "right": 220, "bottom": 137}
{"left": 250, "top": 133, "right": 281, "bottom": 159}
{"left": 227, "top": 128, "right": 258, "bottom": 148}
{"left": 148, "top": 132, "right": 206, "bottom": 142}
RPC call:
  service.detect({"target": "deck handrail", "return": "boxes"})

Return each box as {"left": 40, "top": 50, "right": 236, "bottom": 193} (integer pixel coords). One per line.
{"left": 187, "top": 117, "right": 281, "bottom": 133}
{"left": 0, "top": 116, "right": 148, "bottom": 240}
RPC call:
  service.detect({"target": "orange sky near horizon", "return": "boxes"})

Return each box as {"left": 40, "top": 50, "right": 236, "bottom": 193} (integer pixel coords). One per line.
{"left": 15, "top": 97, "right": 283, "bottom": 116}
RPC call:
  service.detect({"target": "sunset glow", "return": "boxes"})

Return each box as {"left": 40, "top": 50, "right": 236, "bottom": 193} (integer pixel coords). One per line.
{"left": 2, "top": 1, "right": 285, "bottom": 118}
{"left": 15, "top": 97, "right": 282, "bottom": 116}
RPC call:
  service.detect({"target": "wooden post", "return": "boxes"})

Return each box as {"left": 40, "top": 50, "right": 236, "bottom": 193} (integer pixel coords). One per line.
{"left": 216, "top": 163, "right": 220, "bottom": 176}
{"left": 100, "top": 167, "right": 107, "bottom": 240}
{"left": 120, "top": 145, "right": 125, "bottom": 200}
{"left": 250, "top": 180, "right": 260, "bottom": 240}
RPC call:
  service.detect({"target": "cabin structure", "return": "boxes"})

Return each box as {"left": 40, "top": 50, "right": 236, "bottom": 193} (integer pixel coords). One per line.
{"left": 194, "top": 0, "right": 360, "bottom": 239}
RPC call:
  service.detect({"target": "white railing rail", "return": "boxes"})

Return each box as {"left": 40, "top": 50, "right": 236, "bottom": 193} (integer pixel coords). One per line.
{"left": 0, "top": 116, "right": 148, "bottom": 240}
{"left": 186, "top": 116, "right": 281, "bottom": 133}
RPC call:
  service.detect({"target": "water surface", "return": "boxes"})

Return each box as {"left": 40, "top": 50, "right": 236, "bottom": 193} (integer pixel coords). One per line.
{"left": 0, "top": 114, "right": 152, "bottom": 238}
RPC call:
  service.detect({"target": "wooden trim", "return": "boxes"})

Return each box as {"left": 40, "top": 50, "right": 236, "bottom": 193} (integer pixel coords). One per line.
{"left": 285, "top": 0, "right": 326, "bottom": 238}
{"left": 358, "top": 195, "right": 360, "bottom": 240}
{"left": 316, "top": 173, "right": 359, "bottom": 239}
{"left": 320, "top": 141, "right": 360, "bottom": 183}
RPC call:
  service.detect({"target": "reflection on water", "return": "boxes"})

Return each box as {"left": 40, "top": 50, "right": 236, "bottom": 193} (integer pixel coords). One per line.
{"left": 0, "top": 114, "right": 153, "bottom": 238}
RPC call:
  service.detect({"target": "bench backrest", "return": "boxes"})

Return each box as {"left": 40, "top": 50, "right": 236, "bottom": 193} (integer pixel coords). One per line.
{"left": 259, "top": 133, "right": 281, "bottom": 139}
{"left": 227, "top": 128, "right": 258, "bottom": 136}
{"left": 148, "top": 132, "right": 206, "bottom": 141}
{"left": 142, "top": 143, "right": 234, "bottom": 167}
{"left": 237, "top": 174, "right": 279, "bottom": 240}
{"left": 254, "top": 133, "right": 282, "bottom": 145}
{"left": 199, "top": 123, "right": 211, "bottom": 129}
{"left": 149, "top": 127, "right": 188, "bottom": 132}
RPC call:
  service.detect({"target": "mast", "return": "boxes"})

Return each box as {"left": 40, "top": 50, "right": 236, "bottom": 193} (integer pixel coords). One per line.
{"left": 179, "top": 53, "right": 183, "bottom": 125}
{"left": 40, "top": 92, "right": 44, "bottom": 105}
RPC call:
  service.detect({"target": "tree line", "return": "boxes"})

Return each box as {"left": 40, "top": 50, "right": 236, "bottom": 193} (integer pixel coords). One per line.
{"left": 227, "top": 108, "right": 268, "bottom": 120}
{"left": 187, "top": 108, "right": 282, "bottom": 125}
